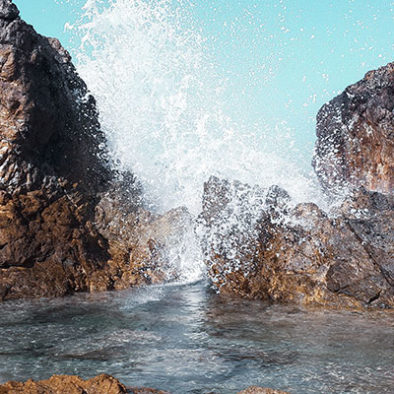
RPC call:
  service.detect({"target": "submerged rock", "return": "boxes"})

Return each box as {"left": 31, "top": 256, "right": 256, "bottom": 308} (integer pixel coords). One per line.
{"left": 0, "top": 0, "right": 185, "bottom": 301}
{"left": 313, "top": 62, "right": 393, "bottom": 195}
{"left": 200, "top": 177, "right": 393, "bottom": 308}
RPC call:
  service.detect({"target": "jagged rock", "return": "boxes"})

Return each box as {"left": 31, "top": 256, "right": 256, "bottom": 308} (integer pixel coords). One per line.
{"left": 0, "top": 0, "right": 184, "bottom": 301}
{"left": 0, "top": 375, "right": 287, "bottom": 394}
{"left": 200, "top": 177, "right": 393, "bottom": 308}
{"left": 0, "top": 374, "right": 168, "bottom": 394}
{"left": 0, "top": 0, "right": 110, "bottom": 300}
{"left": 313, "top": 62, "right": 393, "bottom": 194}
{"left": 202, "top": 63, "right": 394, "bottom": 309}
{"left": 0, "top": 374, "right": 127, "bottom": 394}
{"left": 237, "top": 387, "right": 289, "bottom": 394}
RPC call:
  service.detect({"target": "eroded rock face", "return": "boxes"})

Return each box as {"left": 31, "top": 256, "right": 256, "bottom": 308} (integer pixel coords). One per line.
{"left": 0, "top": 374, "right": 127, "bottom": 394}
{"left": 200, "top": 177, "right": 393, "bottom": 308}
{"left": 313, "top": 62, "right": 393, "bottom": 194}
{"left": 0, "top": 0, "right": 110, "bottom": 300}
{"left": 0, "top": 374, "right": 168, "bottom": 394}
{"left": 0, "top": 0, "right": 186, "bottom": 301}
{"left": 202, "top": 62, "right": 394, "bottom": 309}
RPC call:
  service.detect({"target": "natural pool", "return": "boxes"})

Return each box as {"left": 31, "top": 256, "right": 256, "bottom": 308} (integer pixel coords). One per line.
{"left": 0, "top": 282, "right": 393, "bottom": 393}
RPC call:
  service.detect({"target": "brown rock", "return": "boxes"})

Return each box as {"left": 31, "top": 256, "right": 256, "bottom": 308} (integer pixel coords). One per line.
{"left": 237, "top": 386, "right": 289, "bottom": 394}
{"left": 202, "top": 62, "right": 394, "bottom": 309}
{"left": 0, "top": 374, "right": 127, "bottom": 394}
{"left": 313, "top": 62, "right": 393, "bottom": 195}
{"left": 0, "top": 0, "right": 115, "bottom": 300}
{"left": 0, "top": 0, "right": 186, "bottom": 301}
{"left": 200, "top": 177, "right": 393, "bottom": 309}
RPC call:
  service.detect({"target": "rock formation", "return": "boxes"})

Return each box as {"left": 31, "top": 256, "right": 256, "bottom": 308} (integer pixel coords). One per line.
{"left": 201, "top": 62, "right": 393, "bottom": 309}
{"left": 199, "top": 177, "right": 393, "bottom": 308}
{"left": 0, "top": 374, "right": 288, "bottom": 394}
{"left": 0, "top": 374, "right": 169, "bottom": 394}
{"left": 0, "top": 0, "right": 186, "bottom": 301}
{"left": 313, "top": 62, "right": 393, "bottom": 194}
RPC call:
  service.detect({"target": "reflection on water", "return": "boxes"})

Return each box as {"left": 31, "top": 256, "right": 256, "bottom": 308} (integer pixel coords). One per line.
{"left": 0, "top": 282, "right": 393, "bottom": 393}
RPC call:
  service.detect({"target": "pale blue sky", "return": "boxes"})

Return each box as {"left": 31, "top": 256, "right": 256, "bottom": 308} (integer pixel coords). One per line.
{"left": 14, "top": 0, "right": 393, "bottom": 160}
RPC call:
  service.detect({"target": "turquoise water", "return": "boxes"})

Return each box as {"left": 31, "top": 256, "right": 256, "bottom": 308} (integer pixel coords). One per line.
{"left": 0, "top": 282, "right": 393, "bottom": 393}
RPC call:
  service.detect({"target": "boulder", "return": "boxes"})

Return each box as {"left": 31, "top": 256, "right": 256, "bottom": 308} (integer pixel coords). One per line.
{"left": 0, "top": 374, "right": 168, "bottom": 394}
{"left": 313, "top": 62, "right": 393, "bottom": 194}
{"left": 0, "top": 375, "right": 287, "bottom": 394}
{"left": 0, "top": 374, "right": 127, "bottom": 394}
{"left": 202, "top": 63, "right": 394, "bottom": 309}
{"left": 0, "top": 0, "right": 184, "bottom": 301}
{"left": 199, "top": 177, "right": 393, "bottom": 308}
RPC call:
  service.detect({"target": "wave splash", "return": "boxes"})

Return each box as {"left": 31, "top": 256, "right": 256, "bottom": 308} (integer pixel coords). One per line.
{"left": 74, "top": 0, "right": 324, "bottom": 283}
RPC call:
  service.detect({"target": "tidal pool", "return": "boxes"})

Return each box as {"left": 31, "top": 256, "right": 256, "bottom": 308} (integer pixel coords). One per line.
{"left": 0, "top": 282, "right": 393, "bottom": 393}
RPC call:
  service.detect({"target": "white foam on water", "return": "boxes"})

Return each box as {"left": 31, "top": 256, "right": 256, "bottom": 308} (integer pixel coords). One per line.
{"left": 74, "top": 0, "right": 325, "bottom": 283}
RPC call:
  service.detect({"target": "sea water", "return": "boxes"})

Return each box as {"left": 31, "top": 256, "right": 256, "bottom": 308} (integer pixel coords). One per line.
{"left": 0, "top": 282, "right": 393, "bottom": 393}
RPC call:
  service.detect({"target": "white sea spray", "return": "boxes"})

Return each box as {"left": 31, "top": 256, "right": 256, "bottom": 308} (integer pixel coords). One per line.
{"left": 74, "top": 0, "right": 326, "bottom": 283}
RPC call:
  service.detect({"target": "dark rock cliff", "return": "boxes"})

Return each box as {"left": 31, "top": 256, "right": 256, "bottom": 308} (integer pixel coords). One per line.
{"left": 200, "top": 177, "right": 393, "bottom": 309}
{"left": 0, "top": 0, "right": 182, "bottom": 301}
{"left": 202, "top": 62, "right": 394, "bottom": 309}
{"left": 313, "top": 62, "right": 393, "bottom": 194}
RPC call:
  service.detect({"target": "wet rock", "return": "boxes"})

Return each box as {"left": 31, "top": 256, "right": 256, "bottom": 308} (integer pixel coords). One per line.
{"left": 202, "top": 63, "right": 394, "bottom": 309}
{"left": 200, "top": 177, "right": 393, "bottom": 308}
{"left": 0, "top": 0, "right": 184, "bottom": 301}
{"left": 94, "top": 198, "right": 195, "bottom": 290}
{"left": 237, "top": 387, "right": 289, "bottom": 394}
{"left": 0, "top": 0, "right": 111, "bottom": 299}
{"left": 313, "top": 62, "right": 393, "bottom": 194}
{"left": 0, "top": 374, "right": 127, "bottom": 394}
{"left": 0, "top": 374, "right": 171, "bottom": 394}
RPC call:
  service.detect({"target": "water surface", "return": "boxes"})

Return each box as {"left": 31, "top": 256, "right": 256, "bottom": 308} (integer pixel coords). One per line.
{"left": 0, "top": 282, "right": 393, "bottom": 393}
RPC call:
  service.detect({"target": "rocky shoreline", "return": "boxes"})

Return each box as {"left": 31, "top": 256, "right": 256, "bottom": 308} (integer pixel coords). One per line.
{"left": 0, "top": 0, "right": 392, "bottom": 392}
{"left": 0, "top": 374, "right": 288, "bottom": 394}
{"left": 200, "top": 60, "right": 393, "bottom": 309}
{"left": 200, "top": 178, "right": 393, "bottom": 309}
{"left": 0, "top": 0, "right": 392, "bottom": 309}
{"left": 0, "top": 0, "right": 191, "bottom": 301}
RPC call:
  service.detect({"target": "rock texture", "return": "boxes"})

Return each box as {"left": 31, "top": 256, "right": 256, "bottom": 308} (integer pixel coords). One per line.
{"left": 0, "top": 374, "right": 127, "bottom": 394}
{"left": 0, "top": 0, "right": 185, "bottom": 301}
{"left": 202, "top": 62, "right": 393, "bottom": 309}
{"left": 313, "top": 62, "right": 393, "bottom": 194}
{"left": 0, "top": 374, "right": 168, "bottom": 394}
{"left": 200, "top": 177, "right": 393, "bottom": 309}
{"left": 0, "top": 375, "right": 287, "bottom": 394}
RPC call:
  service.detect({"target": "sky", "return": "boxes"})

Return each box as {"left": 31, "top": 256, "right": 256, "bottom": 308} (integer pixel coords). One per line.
{"left": 13, "top": 0, "right": 393, "bottom": 161}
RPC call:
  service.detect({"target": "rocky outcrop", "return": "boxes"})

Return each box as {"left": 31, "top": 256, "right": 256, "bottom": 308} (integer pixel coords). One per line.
{"left": 0, "top": 375, "right": 289, "bottom": 394}
{"left": 202, "top": 62, "right": 393, "bottom": 309}
{"left": 200, "top": 177, "right": 393, "bottom": 309}
{"left": 0, "top": 374, "right": 127, "bottom": 394}
{"left": 313, "top": 62, "right": 393, "bottom": 194}
{"left": 0, "top": 0, "right": 185, "bottom": 301}
{"left": 0, "top": 374, "right": 169, "bottom": 394}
